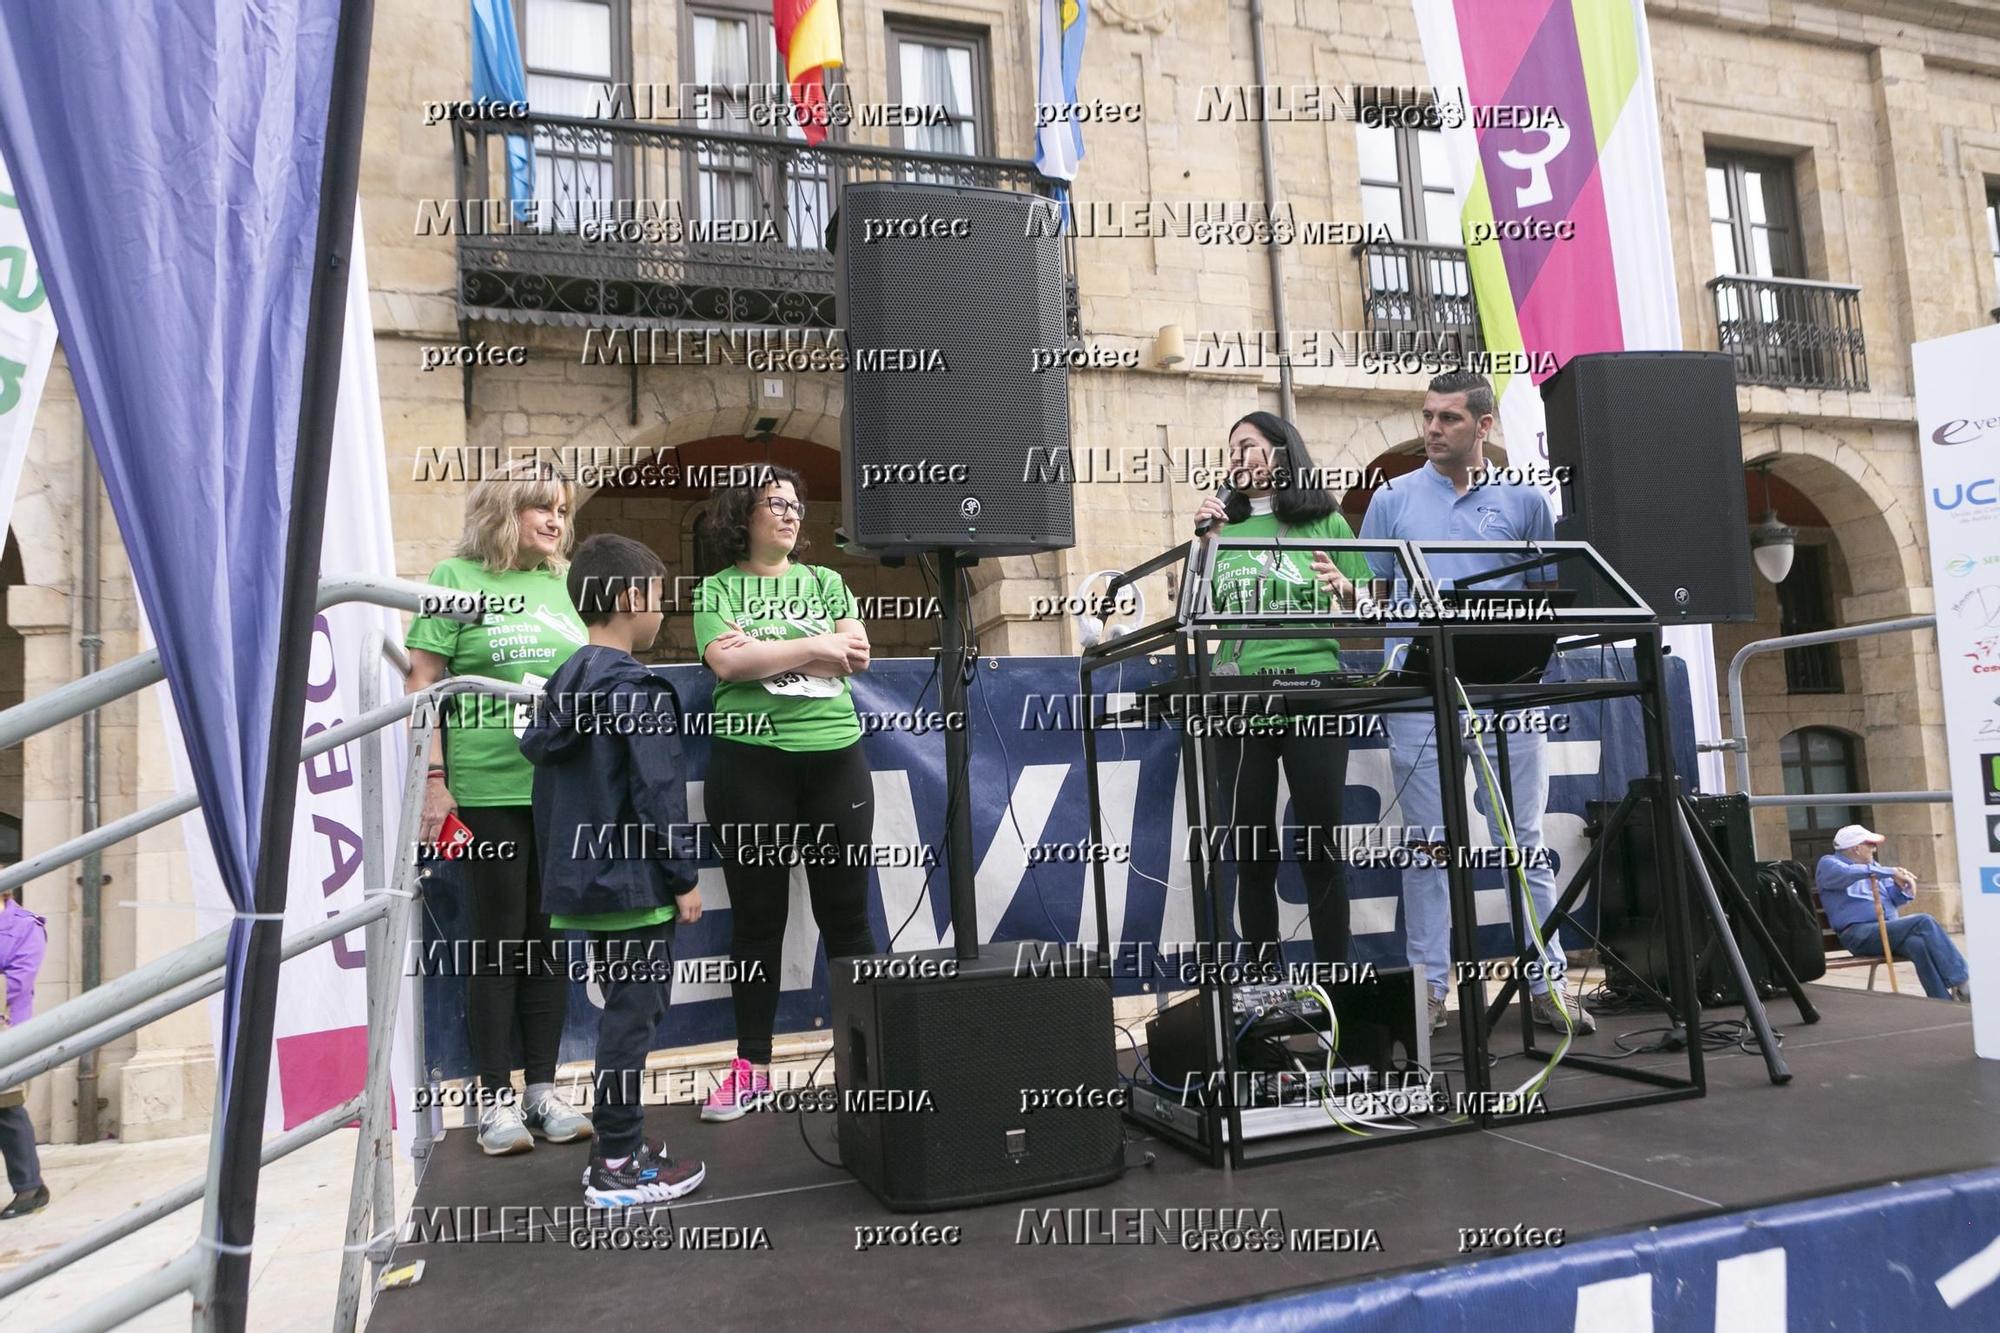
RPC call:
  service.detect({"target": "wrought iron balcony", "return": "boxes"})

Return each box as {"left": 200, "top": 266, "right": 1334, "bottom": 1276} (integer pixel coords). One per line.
{"left": 1708, "top": 274, "right": 1868, "bottom": 392}
{"left": 451, "top": 110, "right": 1074, "bottom": 333}
{"left": 1354, "top": 238, "right": 1483, "bottom": 357}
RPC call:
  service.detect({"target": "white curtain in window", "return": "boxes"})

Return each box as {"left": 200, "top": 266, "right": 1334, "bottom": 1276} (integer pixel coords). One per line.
{"left": 526, "top": 0, "right": 612, "bottom": 78}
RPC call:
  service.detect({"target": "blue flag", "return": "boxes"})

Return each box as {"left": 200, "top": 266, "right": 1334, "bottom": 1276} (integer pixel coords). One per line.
{"left": 471, "top": 0, "right": 534, "bottom": 223}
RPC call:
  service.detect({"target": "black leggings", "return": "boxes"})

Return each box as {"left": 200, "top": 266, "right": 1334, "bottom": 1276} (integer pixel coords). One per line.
{"left": 1208, "top": 729, "right": 1351, "bottom": 963}
{"left": 706, "top": 738, "right": 880, "bottom": 1065}
{"left": 455, "top": 805, "right": 568, "bottom": 1094}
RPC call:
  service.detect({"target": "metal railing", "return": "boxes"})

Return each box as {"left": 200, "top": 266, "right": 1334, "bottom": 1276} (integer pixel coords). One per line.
{"left": 453, "top": 109, "right": 1076, "bottom": 333}
{"left": 0, "top": 575, "right": 530, "bottom": 1332}
{"left": 1708, "top": 273, "right": 1869, "bottom": 392}
{"left": 1353, "top": 237, "right": 1483, "bottom": 358}
{"left": 1721, "top": 616, "right": 1947, "bottom": 809}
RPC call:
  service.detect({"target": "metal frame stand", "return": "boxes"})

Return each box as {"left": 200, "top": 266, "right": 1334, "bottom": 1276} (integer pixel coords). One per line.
{"left": 1080, "top": 536, "right": 1712, "bottom": 1168}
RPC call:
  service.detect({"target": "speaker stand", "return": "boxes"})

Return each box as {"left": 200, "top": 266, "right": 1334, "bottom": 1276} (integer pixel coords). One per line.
{"left": 935, "top": 548, "right": 981, "bottom": 962}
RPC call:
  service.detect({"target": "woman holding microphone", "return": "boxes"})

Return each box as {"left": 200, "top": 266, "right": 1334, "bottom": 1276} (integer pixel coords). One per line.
{"left": 693, "top": 466, "right": 881, "bottom": 1121}
{"left": 406, "top": 458, "right": 594, "bottom": 1156}
{"left": 1194, "top": 412, "right": 1374, "bottom": 971}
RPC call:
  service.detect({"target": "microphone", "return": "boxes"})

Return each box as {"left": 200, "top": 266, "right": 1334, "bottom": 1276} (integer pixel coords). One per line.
{"left": 1195, "top": 482, "right": 1239, "bottom": 537}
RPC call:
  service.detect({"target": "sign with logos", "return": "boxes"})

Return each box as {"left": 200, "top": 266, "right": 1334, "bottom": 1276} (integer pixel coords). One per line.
{"left": 1916, "top": 323, "right": 2000, "bottom": 1059}
{"left": 415, "top": 651, "right": 1698, "bottom": 1080}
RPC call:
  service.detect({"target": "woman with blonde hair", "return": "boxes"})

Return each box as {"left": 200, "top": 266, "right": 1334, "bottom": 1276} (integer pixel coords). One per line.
{"left": 406, "top": 458, "right": 593, "bottom": 1155}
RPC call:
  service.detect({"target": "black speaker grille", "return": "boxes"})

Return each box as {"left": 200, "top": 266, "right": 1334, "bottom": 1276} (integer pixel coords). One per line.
{"left": 839, "top": 183, "right": 1074, "bottom": 554}
{"left": 1542, "top": 351, "right": 1753, "bottom": 622}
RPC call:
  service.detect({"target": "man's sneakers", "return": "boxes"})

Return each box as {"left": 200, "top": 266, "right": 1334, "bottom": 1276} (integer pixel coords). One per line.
{"left": 699, "top": 1058, "right": 774, "bottom": 1122}
{"left": 1531, "top": 990, "right": 1597, "bottom": 1035}
{"left": 477, "top": 1097, "right": 534, "bottom": 1156}
{"left": 1428, "top": 992, "right": 1448, "bottom": 1033}
{"left": 522, "top": 1087, "right": 593, "bottom": 1143}
{"left": 0, "top": 1185, "right": 48, "bottom": 1219}
{"left": 584, "top": 1141, "right": 705, "bottom": 1207}
{"left": 1952, "top": 981, "right": 1974, "bottom": 1004}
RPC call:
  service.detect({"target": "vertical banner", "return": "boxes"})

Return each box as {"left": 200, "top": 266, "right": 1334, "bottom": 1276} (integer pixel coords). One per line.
{"left": 0, "top": 143, "right": 53, "bottom": 546}
{"left": 170, "top": 221, "right": 410, "bottom": 1136}
{"left": 1915, "top": 322, "right": 2000, "bottom": 1059}
{"left": 1412, "top": 0, "right": 1723, "bottom": 789}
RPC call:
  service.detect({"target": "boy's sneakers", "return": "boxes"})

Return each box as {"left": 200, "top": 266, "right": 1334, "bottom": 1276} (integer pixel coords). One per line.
{"left": 583, "top": 1142, "right": 705, "bottom": 1207}
{"left": 583, "top": 1136, "right": 663, "bottom": 1187}
{"left": 477, "top": 1098, "right": 534, "bottom": 1156}
{"left": 700, "top": 1058, "right": 773, "bottom": 1122}
{"left": 522, "top": 1087, "right": 593, "bottom": 1143}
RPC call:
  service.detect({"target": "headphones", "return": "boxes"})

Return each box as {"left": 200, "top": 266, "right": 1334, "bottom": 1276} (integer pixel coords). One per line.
{"left": 1072, "top": 569, "right": 1145, "bottom": 650}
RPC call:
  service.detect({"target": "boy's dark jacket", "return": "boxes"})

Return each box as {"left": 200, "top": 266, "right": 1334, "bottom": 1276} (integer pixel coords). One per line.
{"left": 518, "top": 645, "right": 697, "bottom": 917}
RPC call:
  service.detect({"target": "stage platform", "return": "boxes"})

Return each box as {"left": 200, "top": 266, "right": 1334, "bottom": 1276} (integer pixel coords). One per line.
{"left": 369, "top": 985, "right": 2000, "bottom": 1332}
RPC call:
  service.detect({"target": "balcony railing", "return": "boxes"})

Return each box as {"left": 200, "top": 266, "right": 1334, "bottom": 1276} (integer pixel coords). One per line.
{"left": 452, "top": 110, "right": 1074, "bottom": 333}
{"left": 1708, "top": 274, "right": 1868, "bottom": 392}
{"left": 1354, "top": 238, "right": 1483, "bottom": 357}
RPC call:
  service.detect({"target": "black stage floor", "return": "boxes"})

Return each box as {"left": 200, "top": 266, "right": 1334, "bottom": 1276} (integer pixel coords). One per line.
{"left": 369, "top": 986, "right": 2000, "bottom": 1332}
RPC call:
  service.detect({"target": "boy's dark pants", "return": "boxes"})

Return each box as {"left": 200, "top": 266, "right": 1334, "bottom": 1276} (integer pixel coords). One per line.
{"left": 590, "top": 920, "right": 675, "bottom": 1160}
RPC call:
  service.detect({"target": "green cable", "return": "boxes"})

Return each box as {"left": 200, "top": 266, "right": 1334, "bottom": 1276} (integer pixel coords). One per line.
{"left": 1454, "top": 679, "right": 1572, "bottom": 1107}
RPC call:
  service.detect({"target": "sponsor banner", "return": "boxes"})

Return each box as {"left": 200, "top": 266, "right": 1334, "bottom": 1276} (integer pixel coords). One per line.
{"left": 1144, "top": 1166, "right": 2000, "bottom": 1331}
{"left": 418, "top": 651, "right": 1695, "bottom": 1078}
{"left": 1915, "top": 322, "right": 2000, "bottom": 1060}
{"left": 0, "top": 144, "right": 55, "bottom": 547}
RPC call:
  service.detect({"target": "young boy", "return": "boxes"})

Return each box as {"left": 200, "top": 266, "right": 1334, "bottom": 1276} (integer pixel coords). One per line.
{"left": 521, "top": 533, "right": 705, "bottom": 1205}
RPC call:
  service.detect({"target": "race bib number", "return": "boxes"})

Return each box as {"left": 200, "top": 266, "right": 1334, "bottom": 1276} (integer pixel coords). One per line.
{"left": 513, "top": 672, "right": 547, "bottom": 737}
{"left": 763, "top": 670, "right": 840, "bottom": 698}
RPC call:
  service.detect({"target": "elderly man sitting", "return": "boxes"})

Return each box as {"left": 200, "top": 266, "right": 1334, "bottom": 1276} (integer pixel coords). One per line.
{"left": 1815, "top": 825, "right": 1970, "bottom": 1002}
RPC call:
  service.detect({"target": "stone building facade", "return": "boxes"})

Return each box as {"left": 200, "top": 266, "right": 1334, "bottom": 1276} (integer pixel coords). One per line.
{"left": 9, "top": 0, "right": 1998, "bottom": 1140}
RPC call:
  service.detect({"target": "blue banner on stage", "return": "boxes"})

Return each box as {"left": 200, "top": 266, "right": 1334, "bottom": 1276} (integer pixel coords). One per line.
{"left": 419, "top": 649, "right": 1696, "bottom": 1077}
{"left": 1133, "top": 1166, "right": 2000, "bottom": 1331}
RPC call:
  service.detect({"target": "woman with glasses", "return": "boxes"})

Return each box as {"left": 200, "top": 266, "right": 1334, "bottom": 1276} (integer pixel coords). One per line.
{"left": 692, "top": 467, "right": 880, "bottom": 1120}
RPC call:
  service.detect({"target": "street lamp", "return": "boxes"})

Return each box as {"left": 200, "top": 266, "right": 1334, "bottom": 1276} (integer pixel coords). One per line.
{"left": 1749, "top": 463, "right": 1796, "bottom": 584}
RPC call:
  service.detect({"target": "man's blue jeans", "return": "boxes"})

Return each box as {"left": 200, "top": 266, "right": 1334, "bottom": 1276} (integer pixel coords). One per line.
{"left": 1836, "top": 914, "right": 1968, "bottom": 999}
{"left": 1385, "top": 709, "right": 1562, "bottom": 999}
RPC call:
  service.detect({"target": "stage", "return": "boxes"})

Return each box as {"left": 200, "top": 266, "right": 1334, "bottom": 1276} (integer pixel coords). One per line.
{"left": 367, "top": 984, "right": 2000, "bottom": 1330}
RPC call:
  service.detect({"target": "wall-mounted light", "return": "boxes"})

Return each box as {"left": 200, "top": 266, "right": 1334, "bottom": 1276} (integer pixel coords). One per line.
{"left": 1155, "top": 323, "right": 1186, "bottom": 368}
{"left": 1749, "top": 462, "right": 1796, "bottom": 584}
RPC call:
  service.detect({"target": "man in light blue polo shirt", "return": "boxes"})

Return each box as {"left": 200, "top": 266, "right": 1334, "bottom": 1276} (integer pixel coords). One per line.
{"left": 1351, "top": 370, "right": 1593, "bottom": 1036}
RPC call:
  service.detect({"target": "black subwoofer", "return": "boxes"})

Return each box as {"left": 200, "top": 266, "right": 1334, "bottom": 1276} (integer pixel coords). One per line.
{"left": 830, "top": 944, "right": 1124, "bottom": 1212}
{"left": 836, "top": 182, "right": 1074, "bottom": 556}
{"left": 1540, "top": 351, "right": 1753, "bottom": 622}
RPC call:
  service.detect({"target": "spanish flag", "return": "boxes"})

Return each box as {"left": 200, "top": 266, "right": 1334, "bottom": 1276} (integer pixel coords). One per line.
{"left": 774, "top": 0, "right": 843, "bottom": 146}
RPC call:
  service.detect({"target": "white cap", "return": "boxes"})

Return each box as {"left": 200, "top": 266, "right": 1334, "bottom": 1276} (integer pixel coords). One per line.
{"left": 1833, "top": 824, "right": 1885, "bottom": 851}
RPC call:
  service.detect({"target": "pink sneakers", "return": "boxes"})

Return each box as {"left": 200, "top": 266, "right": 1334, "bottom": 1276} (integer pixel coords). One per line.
{"left": 699, "top": 1058, "right": 773, "bottom": 1122}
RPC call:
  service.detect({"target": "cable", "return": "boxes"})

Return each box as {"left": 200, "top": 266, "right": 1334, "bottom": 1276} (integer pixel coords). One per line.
{"left": 1455, "top": 677, "right": 1574, "bottom": 1105}
{"left": 794, "top": 1045, "right": 841, "bottom": 1168}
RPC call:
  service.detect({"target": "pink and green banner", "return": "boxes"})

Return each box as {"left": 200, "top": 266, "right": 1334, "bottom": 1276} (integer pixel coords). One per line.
{"left": 1414, "top": 0, "right": 1723, "bottom": 786}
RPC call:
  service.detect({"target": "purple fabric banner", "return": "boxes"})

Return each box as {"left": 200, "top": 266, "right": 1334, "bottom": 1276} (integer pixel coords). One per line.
{"left": 0, "top": 0, "right": 343, "bottom": 1123}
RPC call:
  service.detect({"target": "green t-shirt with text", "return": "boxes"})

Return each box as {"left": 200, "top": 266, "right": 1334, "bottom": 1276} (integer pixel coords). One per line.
{"left": 1209, "top": 510, "right": 1374, "bottom": 676}
{"left": 405, "top": 557, "right": 587, "bottom": 806}
{"left": 693, "top": 563, "right": 862, "bottom": 752}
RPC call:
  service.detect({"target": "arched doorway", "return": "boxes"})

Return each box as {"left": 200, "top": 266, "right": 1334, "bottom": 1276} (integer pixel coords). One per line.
{"left": 570, "top": 435, "right": 939, "bottom": 663}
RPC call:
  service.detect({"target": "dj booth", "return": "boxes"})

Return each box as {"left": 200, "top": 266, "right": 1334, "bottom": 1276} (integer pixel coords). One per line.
{"left": 1076, "top": 534, "right": 1721, "bottom": 1167}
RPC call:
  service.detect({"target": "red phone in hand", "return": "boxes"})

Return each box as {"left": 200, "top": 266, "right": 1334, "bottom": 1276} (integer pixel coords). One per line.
{"left": 434, "top": 811, "right": 475, "bottom": 860}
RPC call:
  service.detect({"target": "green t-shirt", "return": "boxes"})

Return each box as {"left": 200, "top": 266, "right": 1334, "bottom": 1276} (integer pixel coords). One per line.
{"left": 693, "top": 563, "right": 863, "bottom": 752}
{"left": 405, "top": 557, "right": 588, "bottom": 806}
{"left": 1209, "top": 509, "right": 1374, "bottom": 676}
{"left": 551, "top": 905, "right": 676, "bottom": 932}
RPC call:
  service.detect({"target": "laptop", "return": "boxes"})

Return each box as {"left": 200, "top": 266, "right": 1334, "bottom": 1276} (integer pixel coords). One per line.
{"left": 1396, "top": 586, "right": 1576, "bottom": 685}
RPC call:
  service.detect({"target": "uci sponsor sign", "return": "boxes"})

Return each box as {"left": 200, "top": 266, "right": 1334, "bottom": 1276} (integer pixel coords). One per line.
{"left": 1932, "top": 478, "right": 2000, "bottom": 512}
